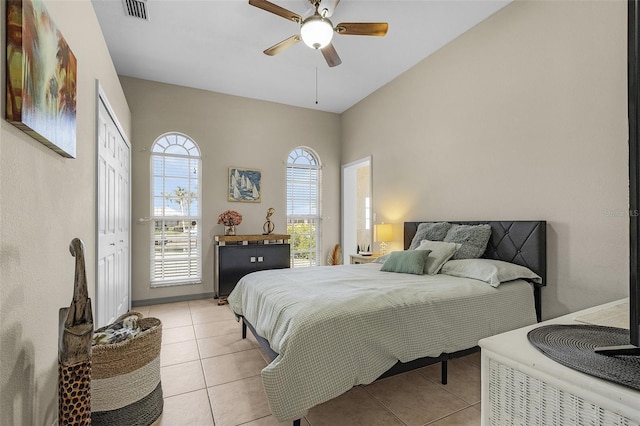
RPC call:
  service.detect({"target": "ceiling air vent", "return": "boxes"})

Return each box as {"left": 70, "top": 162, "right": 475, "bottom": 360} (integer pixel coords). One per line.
{"left": 122, "top": 0, "right": 148, "bottom": 21}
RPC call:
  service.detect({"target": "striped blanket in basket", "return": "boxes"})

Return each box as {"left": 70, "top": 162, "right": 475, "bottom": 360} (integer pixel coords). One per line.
{"left": 91, "top": 313, "right": 163, "bottom": 426}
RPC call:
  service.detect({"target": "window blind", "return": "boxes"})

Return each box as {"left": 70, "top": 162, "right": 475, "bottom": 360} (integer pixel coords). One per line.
{"left": 150, "top": 133, "right": 202, "bottom": 286}
{"left": 287, "top": 148, "right": 322, "bottom": 267}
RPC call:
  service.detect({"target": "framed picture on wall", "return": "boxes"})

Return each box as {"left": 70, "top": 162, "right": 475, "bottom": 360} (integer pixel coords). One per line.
{"left": 5, "top": 0, "right": 78, "bottom": 158}
{"left": 228, "top": 167, "right": 261, "bottom": 202}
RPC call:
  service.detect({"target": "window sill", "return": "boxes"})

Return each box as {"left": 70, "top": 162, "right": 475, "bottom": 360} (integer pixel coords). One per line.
{"left": 150, "top": 280, "right": 202, "bottom": 288}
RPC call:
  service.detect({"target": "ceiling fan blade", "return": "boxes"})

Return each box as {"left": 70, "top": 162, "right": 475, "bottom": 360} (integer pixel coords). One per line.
{"left": 264, "top": 35, "right": 301, "bottom": 56}
{"left": 321, "top": 43, "right": 342, "bottom": 67}
{"left": 249, "top": 0, "right": 302, "bottom": 23}
{"left": 336, "top": 22, "right": 389, "bottom": 36}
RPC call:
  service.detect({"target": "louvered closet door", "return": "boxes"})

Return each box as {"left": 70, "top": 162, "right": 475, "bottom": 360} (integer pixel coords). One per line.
{"left": 97, "top": 95, "right": 131, "bottom": 328}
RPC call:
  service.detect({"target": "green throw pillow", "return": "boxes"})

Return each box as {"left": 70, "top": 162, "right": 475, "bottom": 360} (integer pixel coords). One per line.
{"left": 380, "top": 250, "right": 432, "bottom": 275}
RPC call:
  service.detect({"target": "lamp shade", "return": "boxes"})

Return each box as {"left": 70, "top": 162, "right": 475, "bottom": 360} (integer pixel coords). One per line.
{"left": 300, "top": 15, "right": 334, "bottom": 49}
{"left": 374, "top": 223, "right": 393, "bottom": 243}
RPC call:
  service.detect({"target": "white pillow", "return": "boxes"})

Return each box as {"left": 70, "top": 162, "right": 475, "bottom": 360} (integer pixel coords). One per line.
{"left": 441, "top": 259, "right": 542, "bottom": 287}
{"left": 415, "top": 240, "right": 461, "bottom": 275}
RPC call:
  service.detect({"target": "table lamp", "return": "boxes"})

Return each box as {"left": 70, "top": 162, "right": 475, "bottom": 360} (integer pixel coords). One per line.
{"left": 374, "top": 223, "right": 393, "bottom": 255}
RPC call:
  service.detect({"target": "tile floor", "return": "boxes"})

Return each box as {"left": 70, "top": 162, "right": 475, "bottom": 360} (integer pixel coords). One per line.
{"left": 138, "top": 299, "right": 481, "bottom": 426}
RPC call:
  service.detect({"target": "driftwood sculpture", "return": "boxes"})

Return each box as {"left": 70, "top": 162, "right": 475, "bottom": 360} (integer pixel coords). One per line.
{"left": 58, "top": 238, "right": 94, "bottom": 425}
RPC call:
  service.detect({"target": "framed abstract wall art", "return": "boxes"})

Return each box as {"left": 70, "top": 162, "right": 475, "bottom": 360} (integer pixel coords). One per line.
{"left": 6, "top": 0, "right": 77, "bottom": 158}
{"left": 228, "top": 167, "right": 261, "bottom": 202}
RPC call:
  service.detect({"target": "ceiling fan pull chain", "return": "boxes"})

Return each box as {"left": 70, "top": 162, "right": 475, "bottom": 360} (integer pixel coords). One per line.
{"left": 315, "top": 67, "right": 319, "bottom": 105}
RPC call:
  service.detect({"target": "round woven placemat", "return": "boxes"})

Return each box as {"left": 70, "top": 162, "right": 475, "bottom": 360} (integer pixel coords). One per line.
{"left": 527, "top": 324, "right": 640, "bottom": 391}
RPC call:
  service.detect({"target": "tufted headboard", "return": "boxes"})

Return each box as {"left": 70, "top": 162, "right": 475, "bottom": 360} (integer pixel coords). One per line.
{"left": 404, "top": 221, "right": 547, "bottom": 320}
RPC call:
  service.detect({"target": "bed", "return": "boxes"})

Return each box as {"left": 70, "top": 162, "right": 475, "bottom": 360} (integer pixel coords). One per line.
{"left": 228, "top": 220, "right": 546, "bottom": 423}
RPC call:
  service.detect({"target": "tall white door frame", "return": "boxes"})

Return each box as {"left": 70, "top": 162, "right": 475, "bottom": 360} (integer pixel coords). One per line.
{"left": 341, "top": 156, "right": 372, "bottom": 258}
{"left": 96, "top": 82, "right": 131, "bottom": 328}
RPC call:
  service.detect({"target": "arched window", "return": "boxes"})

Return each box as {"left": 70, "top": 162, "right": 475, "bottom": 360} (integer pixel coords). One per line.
{"left": 287, "top": 147, "right": 322, "bottom": 267}
{"left": 150, "top": 133, "right": 201, "bottom": 286}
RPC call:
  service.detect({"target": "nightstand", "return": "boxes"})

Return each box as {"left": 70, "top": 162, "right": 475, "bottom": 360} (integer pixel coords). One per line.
{"left": 349, "top": 253, "right": 381, "bottom": 264}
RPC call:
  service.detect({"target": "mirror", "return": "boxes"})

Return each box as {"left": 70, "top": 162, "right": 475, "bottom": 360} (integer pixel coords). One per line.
{"left": 342, "top": 157, "right": 372, "bottom": 258}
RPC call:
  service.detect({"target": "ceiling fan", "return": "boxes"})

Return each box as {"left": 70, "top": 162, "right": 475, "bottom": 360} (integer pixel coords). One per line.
{"left": 249, "top": 0, "right": 389, "bottom": 67}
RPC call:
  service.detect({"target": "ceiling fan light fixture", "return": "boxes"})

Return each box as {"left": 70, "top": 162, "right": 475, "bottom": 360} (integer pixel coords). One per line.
{"left": 300, "top": 15, "right": 334, "bottom": 49}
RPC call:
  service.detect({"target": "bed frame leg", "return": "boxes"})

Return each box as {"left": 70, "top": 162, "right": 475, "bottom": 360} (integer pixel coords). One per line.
{"left": 293, "top": 419, "right": 301, "bottom": 426}
{"left": 242, "top": 320, "right": 247, "bottom": 339}
{"left": 534, "top": 286, "right": 542, "bottom": 322}
{"left": 441, "top": 360, "right": 448, "bottom": 385}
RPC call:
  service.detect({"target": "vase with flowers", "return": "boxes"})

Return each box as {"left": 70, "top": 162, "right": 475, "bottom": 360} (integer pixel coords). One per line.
{"left": 217, "top": 210, "right": 242, "bottom": 236}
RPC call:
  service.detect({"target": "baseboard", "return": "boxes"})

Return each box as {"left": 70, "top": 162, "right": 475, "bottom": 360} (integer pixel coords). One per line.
{"left": 132, "top": 292, "right": 215, "bottom": 307}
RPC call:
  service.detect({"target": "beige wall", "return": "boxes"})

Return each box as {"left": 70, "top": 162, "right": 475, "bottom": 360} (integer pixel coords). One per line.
{"left": 0, "top": 1, "right": 630, "bottom": 422}
{"left": 119, "top": 77, "right": 341, "bottom": 303}
{"left": 0, "top": 0, "right": 131, "bottom": 424}
{"left": 342, "top": 0, "right": 628, "bottom": 320}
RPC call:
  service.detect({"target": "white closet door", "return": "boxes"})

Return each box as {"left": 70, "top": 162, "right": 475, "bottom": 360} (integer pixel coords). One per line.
{"left": 97, "top": 94, "right": 130, "bottom": 328}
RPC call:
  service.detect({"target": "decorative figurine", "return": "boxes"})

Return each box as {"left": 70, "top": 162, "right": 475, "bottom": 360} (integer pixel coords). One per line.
{"left": 263, "top": 207, "right": 275, "bottom": 235}
{"left": 327, "top": 244, "right": 342, "bottom": 265}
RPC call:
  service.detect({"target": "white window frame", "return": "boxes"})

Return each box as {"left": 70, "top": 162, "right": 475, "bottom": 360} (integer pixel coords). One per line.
{"left": 150, "top": 132, "right": 202, "bottom": 286}
{"left": 286, "top": 147, "right": 322, "bottom": 267}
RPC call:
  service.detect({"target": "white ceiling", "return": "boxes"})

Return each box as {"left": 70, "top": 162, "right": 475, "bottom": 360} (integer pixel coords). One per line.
{"left": 92, "top": 0, "right": 511, "bottom": 114}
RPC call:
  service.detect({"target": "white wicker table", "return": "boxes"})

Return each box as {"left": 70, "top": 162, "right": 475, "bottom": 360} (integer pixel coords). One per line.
{"left": 479, "top": 299, "right": 640, "bottom": 426}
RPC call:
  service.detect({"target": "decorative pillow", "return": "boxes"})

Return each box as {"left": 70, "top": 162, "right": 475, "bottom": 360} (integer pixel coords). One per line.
{"left": 441, "top": 259, "right": 542, "bottom": 287}
{"left": 380, "top": 250, "right": 432, "bottom": 275}
{"left": 408, "top": 222, "right": 452, "bottom": 250}
{"left": 415, "top": 240, "right": 462, "bottom": 275}
{"left": 444, "top": 224, "right": 492, "bottom": 259}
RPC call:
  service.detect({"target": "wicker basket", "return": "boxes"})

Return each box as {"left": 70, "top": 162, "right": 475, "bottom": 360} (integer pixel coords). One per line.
{"left": 91, "top": 313, "right": 163, "bottom": 426}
